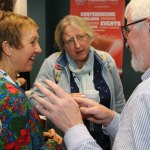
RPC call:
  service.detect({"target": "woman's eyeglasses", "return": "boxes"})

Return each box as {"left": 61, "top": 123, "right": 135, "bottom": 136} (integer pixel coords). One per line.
{"left": 63, "top": 34, "right": 89, "bottom": 46}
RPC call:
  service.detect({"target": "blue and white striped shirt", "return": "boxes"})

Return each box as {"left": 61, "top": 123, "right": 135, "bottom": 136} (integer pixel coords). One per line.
{"left": 64, "top": 68, "right": 150, "bottom": 150}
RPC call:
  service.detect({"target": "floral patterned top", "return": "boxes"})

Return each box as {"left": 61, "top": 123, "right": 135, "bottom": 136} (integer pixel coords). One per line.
{"left": 0, "top": 76, "right": 54, "bottom": 150}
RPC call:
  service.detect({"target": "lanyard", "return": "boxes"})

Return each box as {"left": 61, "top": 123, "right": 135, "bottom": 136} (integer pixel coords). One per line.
{"left": 0, "top": 69, "right": 16, "bottom": 85}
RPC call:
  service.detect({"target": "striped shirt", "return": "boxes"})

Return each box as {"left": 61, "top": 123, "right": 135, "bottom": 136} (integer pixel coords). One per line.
{"left": 64, "top": 68, "right": 150, "bottom": 150}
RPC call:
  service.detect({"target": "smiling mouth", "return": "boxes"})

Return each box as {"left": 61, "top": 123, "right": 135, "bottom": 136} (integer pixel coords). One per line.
{"left": 30, "top": 56, "right": 35, "bottom": 61}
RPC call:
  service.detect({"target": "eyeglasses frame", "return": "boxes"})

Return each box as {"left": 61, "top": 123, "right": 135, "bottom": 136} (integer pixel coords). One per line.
{"left": 63, "top": 34, "right": 89, "bottom": 46}
{"left": 121, "top": 17, "right": 147, "bottom": 39}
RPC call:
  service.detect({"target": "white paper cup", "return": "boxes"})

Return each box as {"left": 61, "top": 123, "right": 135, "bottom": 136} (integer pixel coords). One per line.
{"left": 84, "top": 90, "right": 100, "bottom": 103}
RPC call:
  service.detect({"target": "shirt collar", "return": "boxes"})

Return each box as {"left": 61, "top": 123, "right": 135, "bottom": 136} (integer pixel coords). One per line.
{"left": 141, "top": 67, "right": 150, "bottom": 81}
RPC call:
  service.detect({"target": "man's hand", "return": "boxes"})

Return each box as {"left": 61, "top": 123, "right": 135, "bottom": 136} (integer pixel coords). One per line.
{"left": 74, "top": 97, "right": 115, "bottom": 126}
{"left": 70, "top": 92, "right": 85, "bottom": 97}
{"left": 33, "top": 80, "right": 83, "bottom": 133}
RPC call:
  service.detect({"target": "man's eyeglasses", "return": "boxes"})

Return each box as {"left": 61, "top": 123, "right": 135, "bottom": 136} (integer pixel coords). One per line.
{"left": 63, "top": 34, "right": 89, "bottom": 46}
{"left": 121, "top": 18, "right": 147, "bottom": 39}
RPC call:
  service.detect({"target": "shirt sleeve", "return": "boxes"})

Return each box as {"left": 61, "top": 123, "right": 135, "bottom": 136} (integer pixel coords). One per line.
{"left": 103, "top": 112, "right": 120, "bottom": 140}
{"left": 113, "top": 93, "right": 150, "bottom": 150}
{"left": 64, "top": 124, "right": 102, "bottom": 150}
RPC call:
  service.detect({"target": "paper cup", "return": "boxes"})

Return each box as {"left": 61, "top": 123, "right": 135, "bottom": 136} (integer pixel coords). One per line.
{"left": 84, "top": 90, "right": 100, "bottom": 103}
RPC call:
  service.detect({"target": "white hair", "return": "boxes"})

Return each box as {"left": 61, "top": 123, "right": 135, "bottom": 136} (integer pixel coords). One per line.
{"left": 125, "top": 0, "right": 150, "bottom": 21}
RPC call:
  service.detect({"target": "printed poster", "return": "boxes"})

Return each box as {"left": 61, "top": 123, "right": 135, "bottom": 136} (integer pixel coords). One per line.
{"left": 70, "top": 0, "right": 125, "bottom": 73}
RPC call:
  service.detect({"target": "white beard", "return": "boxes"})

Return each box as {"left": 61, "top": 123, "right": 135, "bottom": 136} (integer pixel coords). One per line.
{"left": 131, "top": 54, "right": 145, "bottom": 72}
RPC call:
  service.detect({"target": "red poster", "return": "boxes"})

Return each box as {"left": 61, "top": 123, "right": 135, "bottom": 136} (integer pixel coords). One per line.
{"left": 70, "top": 0, "right": 125, "bottom": 72}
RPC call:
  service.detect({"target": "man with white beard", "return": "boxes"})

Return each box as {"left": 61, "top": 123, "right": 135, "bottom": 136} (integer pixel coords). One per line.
{"left": 33, "top": 0, "right": 150, "bottom": 149}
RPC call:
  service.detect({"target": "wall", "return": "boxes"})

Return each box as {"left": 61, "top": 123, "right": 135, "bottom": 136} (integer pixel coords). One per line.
{"left": 27, "top": 0, "right": 46, "bottom": 86}
{"left": 27, "top": 0, "right": 69, "bottom": 87}
{"left": 45, "top": 0, "right": 70, "bottom": 56}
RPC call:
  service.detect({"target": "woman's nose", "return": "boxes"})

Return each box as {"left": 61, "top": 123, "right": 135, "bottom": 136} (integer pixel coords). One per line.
{"left": 35, "top": 43, "right": 42, "bottom": 54}
{"left": 74, "top": 37, "right": 81, "bottom": 48}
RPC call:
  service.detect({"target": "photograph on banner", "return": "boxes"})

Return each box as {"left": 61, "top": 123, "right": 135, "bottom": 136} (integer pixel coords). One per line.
{"left": 70, "top": 0, "right": 125, "bottom": 74}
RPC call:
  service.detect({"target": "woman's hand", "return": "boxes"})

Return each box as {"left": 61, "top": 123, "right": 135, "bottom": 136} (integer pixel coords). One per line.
{"left": 43, "top": 128, "right": 63, "bottom": 145}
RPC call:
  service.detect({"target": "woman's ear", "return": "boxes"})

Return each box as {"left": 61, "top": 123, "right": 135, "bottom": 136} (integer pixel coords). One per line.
{"left": 2, "top": 41, "right": 13, "bottom": 56}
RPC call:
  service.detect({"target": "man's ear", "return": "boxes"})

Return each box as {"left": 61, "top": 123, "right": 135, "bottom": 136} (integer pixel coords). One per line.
{"left": 147, "top": 17, "right": 150, "bottom": 27}
{"left": 145, "top": 17, "right": 150, "bottom": 35}
{"left": 147, "top": 16, "right": 150, "bottom": 22}
{"left": 2, "top": 41, "right": 13, "bottom": 56}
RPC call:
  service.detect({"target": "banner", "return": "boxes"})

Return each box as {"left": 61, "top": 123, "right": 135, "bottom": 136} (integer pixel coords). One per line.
{"left": 70, "top": 0, "right": 125, "bottom": 72}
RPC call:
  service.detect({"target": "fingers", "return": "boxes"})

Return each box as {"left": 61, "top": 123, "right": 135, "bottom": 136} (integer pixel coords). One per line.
{"left": 33, "top": 80, "right": 84, "bottom": 133}
{"left": 52, "top": 132, "right": 63, "bottom": 145}
{"left": 48, "top": 128, "right": 55, "bottom": 135}
{"left": 54, "top": 134, "right": 63, "bottom": 145}
{"left": 43, "top": 128, "right": 63, "bottom": 145}
{"left": 33, "top": 94, "right": 55, "bottom": 120}
{"left": 70, "top": 93, "right": 85, "bottom": 97}
{"left": 45, "top": 80, "right": 67, "bottom": 98}
{"left": 80, "top": 106, "right": 96, "bottom": 116}
{"left": 33, "top": 94, "right": 52, "bottom": 110}
{"left": 36, "top": 105, "right": 50, "bottom": 117}
{"left": 34, "top": 82, "right": 54, "bottom": 98}
{"left": 74, "top": 97, "right": 98, "bottom": 107}
{"left": 80, "top": 105, "right": 115, "bottom": 125}
{"left": 43, "top": 128, "right": 55, "bottom": 138}
{"left": 34, "top": 82, "right": 60, "bottom": 104}
{"left": 80, "top": 106, "right": 105, "bottom": 124}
